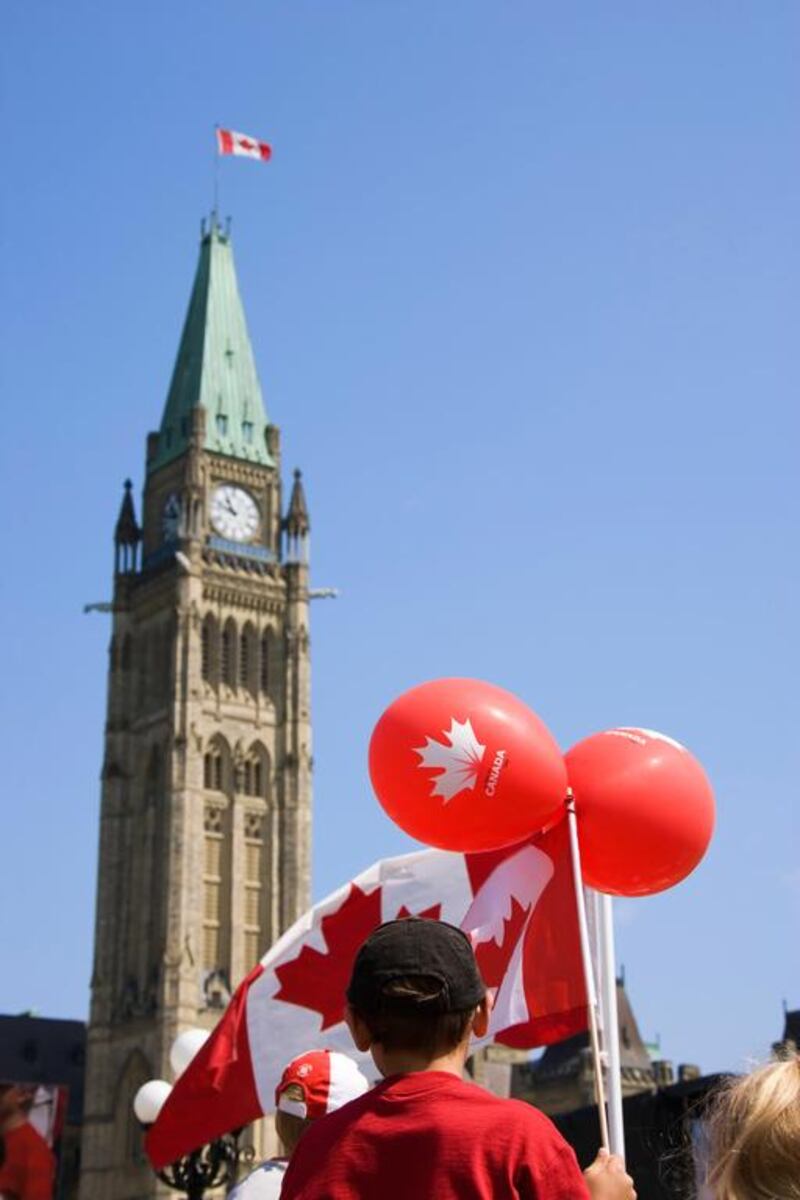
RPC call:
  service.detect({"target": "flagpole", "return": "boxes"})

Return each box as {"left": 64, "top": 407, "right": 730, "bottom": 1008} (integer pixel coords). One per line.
{"left": 565, "top": 792, "right": 610, "bottom": 1151}
{"left": 598, "top": 892, "right": 626, "bottom": 1161}
{"left": 213, "top": 125, "right": 220, "bottom": 221}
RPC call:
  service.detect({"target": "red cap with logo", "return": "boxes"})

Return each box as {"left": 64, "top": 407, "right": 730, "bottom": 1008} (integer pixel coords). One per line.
{"left": 275, "top": 1050, "right": 369, "bottom": 1120}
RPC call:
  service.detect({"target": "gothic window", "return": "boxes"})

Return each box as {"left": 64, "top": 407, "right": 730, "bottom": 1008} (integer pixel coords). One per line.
{"left": 260, "top": 629, "right": 272, "bottom": 694}
{"left": 204, "top": 750, "right": 223, "bottom": 791}
{"left": 204, "top": 735, "right": 231, "bottom": 797}
{"left": 239, "top": 623, "right": 256, "bottom": 693}
{"left": 242, "top": 744, "right": 269, "bottom": 799}
{"left": 243, "top": 811, "right": 264, "bottom": 967}
{"left": 203, "top": 805, "right": 228, "bottom": 970}
{"left": 216, "top": 414, "right": 228, "bottom": 437}
{"left": 201, "top": 614, "right": 218, "bottom": 684}
{"left": 242, "top": 421, "right": 254, "bottom": 443}
{"left": 201, "top": 623, "right": 210, "bottom": 680}
{"left": 221, "top": 620, "right": 236, "bottom": 689}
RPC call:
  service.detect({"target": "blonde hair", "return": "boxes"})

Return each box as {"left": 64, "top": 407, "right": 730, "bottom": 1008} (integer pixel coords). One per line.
{"left": 706, "top": 1057, "right": 800, "bottom": 1200}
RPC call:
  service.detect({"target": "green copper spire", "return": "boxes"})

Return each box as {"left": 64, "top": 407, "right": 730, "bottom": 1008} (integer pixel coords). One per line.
{"left": 149, "top": 218, "right": 274, "bottom": 472}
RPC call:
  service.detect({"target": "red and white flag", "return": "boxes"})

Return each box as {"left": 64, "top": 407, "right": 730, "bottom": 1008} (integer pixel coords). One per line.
{"left": 146, "top": 820, "right": 586, "bottom": 1169}
{"left": 216, "top": 127, "right": 272, "bottom": 162}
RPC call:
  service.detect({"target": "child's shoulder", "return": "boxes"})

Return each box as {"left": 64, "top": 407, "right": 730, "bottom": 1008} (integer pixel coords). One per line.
{"left": 459, "top": 1086, "right": 569, "bottom": 1142}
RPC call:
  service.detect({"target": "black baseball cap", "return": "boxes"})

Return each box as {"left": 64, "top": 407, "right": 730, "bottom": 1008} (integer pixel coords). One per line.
{"left": 347, "top": 917, "right": 486, "bottom": 1015}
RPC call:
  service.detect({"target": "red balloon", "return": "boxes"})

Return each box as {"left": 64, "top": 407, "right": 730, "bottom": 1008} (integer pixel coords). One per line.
{"left": 369, "top": 678, "right": 568, "bottom": 852}
{"left": 565, "top": 728, "right": 715, "bottom": 896}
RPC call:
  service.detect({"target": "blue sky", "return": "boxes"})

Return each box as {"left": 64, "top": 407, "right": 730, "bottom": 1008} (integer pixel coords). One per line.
{"left": 1, "top": 3, "right": 798, "bottom": 1075}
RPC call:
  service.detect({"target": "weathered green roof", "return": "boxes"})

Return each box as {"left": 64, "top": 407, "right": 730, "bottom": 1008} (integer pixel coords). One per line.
{"left": 149, "top": 219, "right": 273, "bottom": 472}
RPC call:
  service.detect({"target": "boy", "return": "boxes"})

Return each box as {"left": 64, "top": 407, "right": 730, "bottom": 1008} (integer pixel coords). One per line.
{"left": 281, "top": 918, "right": 636, "bottom": 1200}
{"left": 230, "top": 1050, "right": 368, "bottom": 1199}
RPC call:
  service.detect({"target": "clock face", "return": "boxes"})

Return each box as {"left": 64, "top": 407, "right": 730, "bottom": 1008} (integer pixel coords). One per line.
{"left": 162, "top": 493, "right": 182, "bottom": 542}
{"left": 210, "top": 485, "right": 260, "bottom": 543}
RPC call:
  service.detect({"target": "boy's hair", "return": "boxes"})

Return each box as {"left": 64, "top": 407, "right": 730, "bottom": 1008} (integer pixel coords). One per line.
{"left": 274, "top": 1084, "right": 313, "bottom": 1156}
{"left": 354, "top": 973, "right": 476, "bottom": 1058}
{"left": 706, "top": 1057, "right": 800, "bottom": 1200}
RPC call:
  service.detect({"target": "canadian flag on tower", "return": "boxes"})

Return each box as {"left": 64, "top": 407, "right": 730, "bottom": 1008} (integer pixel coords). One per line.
{"left": 145, "top": 821, "right": 586, "bottom": 1170}
{"left": 216, "top": 127, "right": 272, "bottom": 161}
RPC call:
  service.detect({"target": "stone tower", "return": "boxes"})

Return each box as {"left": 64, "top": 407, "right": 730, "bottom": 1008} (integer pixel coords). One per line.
{"left": 80, "top": 217, "right": 312, "bottom": 1199}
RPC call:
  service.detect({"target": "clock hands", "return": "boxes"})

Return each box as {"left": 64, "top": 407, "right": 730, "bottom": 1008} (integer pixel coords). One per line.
{"left": 211, "top": 486, "right": 257, "bottom": 540}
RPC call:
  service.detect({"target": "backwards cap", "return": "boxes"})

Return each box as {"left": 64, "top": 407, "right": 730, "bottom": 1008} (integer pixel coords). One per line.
{"left": 347, "top": 917, "right": 486, "bottom": 1015}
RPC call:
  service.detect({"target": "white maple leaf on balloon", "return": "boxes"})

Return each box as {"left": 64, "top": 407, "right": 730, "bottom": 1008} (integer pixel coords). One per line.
{"left": 413, "top": 717, "right": 486, "bottom": 804}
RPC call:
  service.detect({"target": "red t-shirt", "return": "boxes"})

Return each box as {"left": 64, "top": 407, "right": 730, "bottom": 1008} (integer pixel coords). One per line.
{"left": 0, "top": 1121, "right": 56, "bottom": 1200}
{"left": 280, "top": 1071, "right": 590, "bottom": 1200}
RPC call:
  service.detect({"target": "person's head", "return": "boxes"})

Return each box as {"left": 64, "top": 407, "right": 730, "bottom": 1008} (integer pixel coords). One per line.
{"left": 344, "top": 917, "right": 490, "bottom": 1074}
{"left": 0, "top": 1084, "right": 34, "bottom": 1122}
{"left": 273, "top": 1050, "right": 368, "bottom": 1157}
{"left": 705, "top": 1057, "right": 800, "bottom": 1200}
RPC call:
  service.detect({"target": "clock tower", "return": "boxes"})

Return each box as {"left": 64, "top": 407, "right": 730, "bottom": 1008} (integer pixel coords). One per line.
{"left": 80, "top": 217, "right": 313, "bottom": 1199}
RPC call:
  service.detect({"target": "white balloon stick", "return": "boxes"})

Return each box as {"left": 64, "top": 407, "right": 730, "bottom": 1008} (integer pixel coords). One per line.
{"left": 598, "top": 891, "right": 626, "bottom": 1162}
{"left": 565, "top": 792, "right": 610, "bottom": 1152}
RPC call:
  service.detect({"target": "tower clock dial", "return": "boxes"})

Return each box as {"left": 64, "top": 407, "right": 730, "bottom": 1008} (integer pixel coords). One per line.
{"left": 210, "top": 484, "right": 260, "bottom": 542}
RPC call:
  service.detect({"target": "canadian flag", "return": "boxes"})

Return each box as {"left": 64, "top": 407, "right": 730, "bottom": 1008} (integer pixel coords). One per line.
{"left": 216, "top": 127, "right": 272, "bottom": 161}
{"left": 146, "top": 820, "right": 586, "bottom": 1169}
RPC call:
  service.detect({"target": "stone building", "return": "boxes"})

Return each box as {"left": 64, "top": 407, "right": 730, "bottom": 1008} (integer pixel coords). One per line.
{"left": 511, "top": 978, "right": 699, "bottom": 1115}
{"left": 0, "top": 1014, "right": 86, "bottom": 1199}
{"left": 79, "top": 217, "right": 312, "bottom": 1199}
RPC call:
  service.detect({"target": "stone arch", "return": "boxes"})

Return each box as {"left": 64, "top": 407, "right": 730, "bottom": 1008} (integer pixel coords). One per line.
{"left": 203, "top": 733, "right": 232, "bottom": 793}
{"left": 242, "top": 741, "right": 270, "bottom": 799}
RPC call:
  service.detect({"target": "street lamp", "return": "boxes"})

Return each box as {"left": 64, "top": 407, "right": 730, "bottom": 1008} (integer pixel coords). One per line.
{"left": 133, "top": 1028, "right": 255, "bottom": 1199}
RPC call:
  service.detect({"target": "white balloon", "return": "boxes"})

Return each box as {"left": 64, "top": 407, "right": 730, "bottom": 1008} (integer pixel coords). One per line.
{"left": 169, "top": 1027, "right": 209, "bottom": 1078}
{"left": 133, "top": 1079, "right": 172, "bottom": 1125}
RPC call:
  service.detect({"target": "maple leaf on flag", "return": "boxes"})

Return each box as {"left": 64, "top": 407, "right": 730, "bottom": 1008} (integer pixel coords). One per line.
{"left": 472, "top": 895, "right": 530, "bottom": 990}
{"left": 414, "top": 717, "right": 486, "bottom": 803}
{"left": 273, "top": 888, "right": 445, "bottom": 1030}
{"left": 274, "top": 884, "right": 381, "bottom": 1030}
